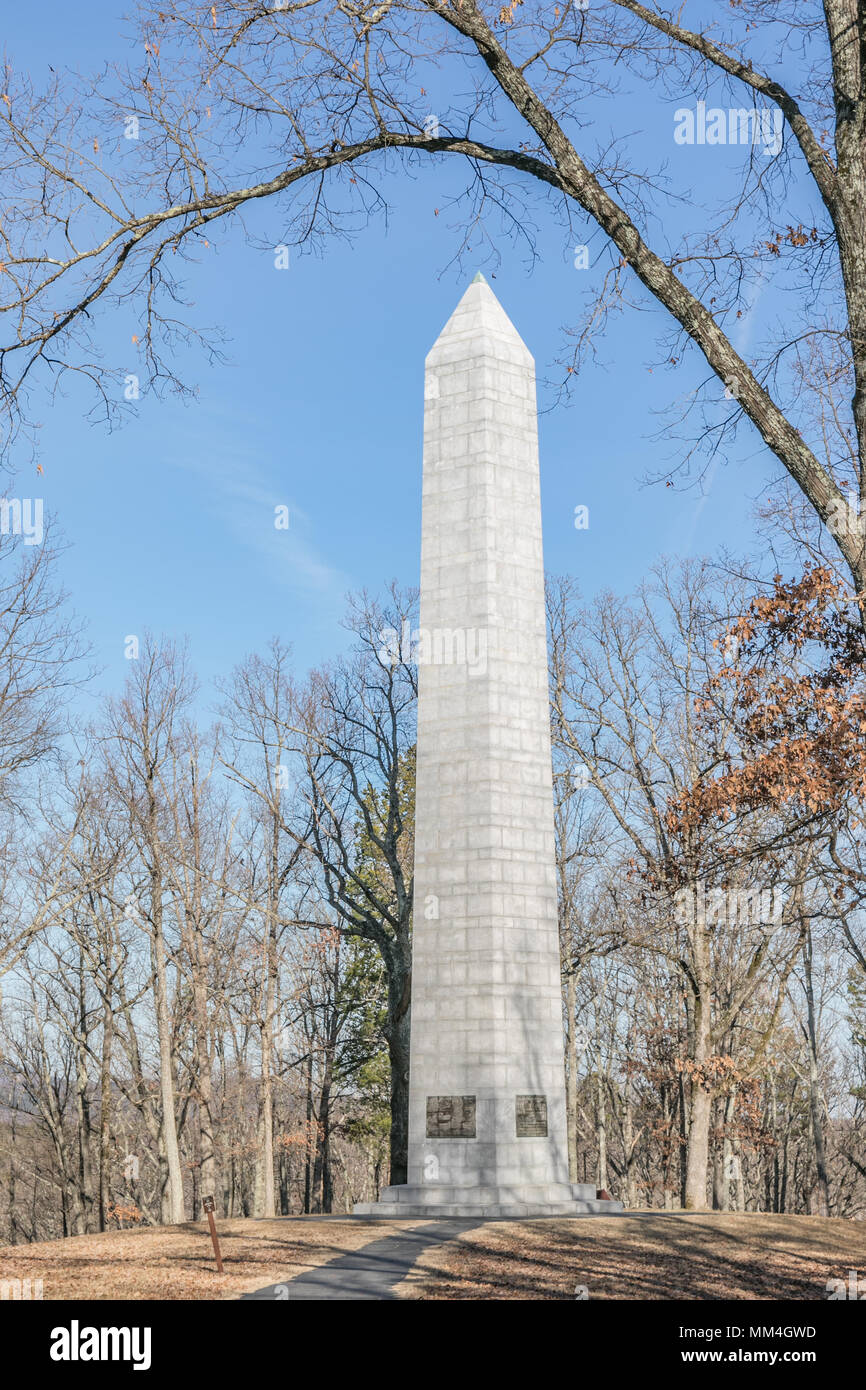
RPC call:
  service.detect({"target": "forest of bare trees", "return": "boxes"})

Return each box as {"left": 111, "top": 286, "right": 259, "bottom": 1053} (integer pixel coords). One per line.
{"left": 0, "top": 524, "right": 863, "bottom": 1241}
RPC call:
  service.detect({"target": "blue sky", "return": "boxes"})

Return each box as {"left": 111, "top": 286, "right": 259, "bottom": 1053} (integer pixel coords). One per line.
{"left": 5, "top": 3, "right": 816, "bottom": 706}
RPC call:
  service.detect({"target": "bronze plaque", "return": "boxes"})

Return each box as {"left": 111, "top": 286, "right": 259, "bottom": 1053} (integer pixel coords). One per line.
{"left": 426, "top": 1095, "right": 476, "bottom": 1139}
{"left": 516, "top": 1095, "right": 548, "bottom": 1138}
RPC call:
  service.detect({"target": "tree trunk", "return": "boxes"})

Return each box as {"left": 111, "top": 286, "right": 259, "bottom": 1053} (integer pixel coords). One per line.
{"left": 596, "top": 1072, "right": 608, "bottom": 1191}
{"left": 622, "top": 1028, "right": 638, "bottom": 1209}
{"left": 712, "top": 1096, "right": 726, "bottom": 1211}
{"left": 312, "top": 984, "right": 339, "bottom": 1212}
{"left": 99, "top": 996, "right": 113, "bottom": 1232}
{"left": 303, "top": 1051, "right": 314, "bottom": 1214}
{"left": 254, "top": 807, "right": 280, "bottom": 1218}
{"left": 74, "top": 955, "right": 95, "bottom": 1233}
{"left": 769, "top": 1068, "right": 780, "bottom": 1214}
{"left": 255, "top": 1041, "right": 275, "bottom": 1218}
{"left": 312, "top": 1075, "right": 333, "bottom": 1213}
{"left": 187, "top": 762, "right": 218, "bottom": 1216}
{"left": 565, "top": 971, "right": 578, "bottom": 1181}
{"left": 278, "top": 1144, "right": 291, "bottom": 1215}
{"left": 150, "top": 881, "right": 185, "bottom": 1224}
{"left": 193, "top": 971, "right": 217, "bottom": 1214}
{"left": 685, "top": 1080, "right": 712, "bottom": 1211}
{"left": 803, "top": 924, "right": 831, "bottom": 1217}
{"left": 684, "top": 908, "right": 712, "bottom": 1211}
{"left": 385, "top": 953, "right": 411, "bottom": 1186}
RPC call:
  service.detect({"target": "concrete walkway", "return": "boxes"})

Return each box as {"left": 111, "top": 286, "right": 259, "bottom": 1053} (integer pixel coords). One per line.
{"left": 242, "top": 1220, "right": 478, "bottom": 1300}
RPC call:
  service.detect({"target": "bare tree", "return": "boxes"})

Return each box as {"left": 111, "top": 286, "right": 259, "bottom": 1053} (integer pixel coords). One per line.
{"left": 548, "top": 561, "right": 807, "bottom": 1207}
{"left": 100, "top": 636, "right": 198, "bottom": 1225}
{"left": 1, "top": 3, "right": 864, "bottom": 600}
{"left": 218, "top": 638, "right": 309, "bottom": 1217}
{"left": 222, "top": 593, "right": 416, "bottom": 1183}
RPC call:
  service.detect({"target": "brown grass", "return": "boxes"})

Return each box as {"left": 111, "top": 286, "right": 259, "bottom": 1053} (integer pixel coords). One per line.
{"left": 396, "top": 1212, "right": 866, "bottom": 1300}
{"left": 0, "top": 1217, "right": 427, "bottom": 1301}
{"left": 3, "top": 1211, "right": 863, "bottom": 1301}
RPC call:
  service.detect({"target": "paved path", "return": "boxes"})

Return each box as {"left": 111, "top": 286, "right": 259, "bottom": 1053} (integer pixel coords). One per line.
{"left": 242, "top": 1220, "right": 478, "bottom": 1301}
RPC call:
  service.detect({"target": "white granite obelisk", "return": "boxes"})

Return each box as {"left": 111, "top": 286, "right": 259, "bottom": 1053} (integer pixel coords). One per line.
{"left": 356, "top": 277, "right": 622, "bottom": 1217}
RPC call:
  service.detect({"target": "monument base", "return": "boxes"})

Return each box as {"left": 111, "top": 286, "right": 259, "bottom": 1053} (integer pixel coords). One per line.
{"left": 354, "top": 1182, "right": 624, "bottom": 1219}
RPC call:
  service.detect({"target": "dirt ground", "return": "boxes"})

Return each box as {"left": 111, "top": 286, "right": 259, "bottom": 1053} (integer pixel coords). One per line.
{"left": 0, "top": 1211, "right": 863, "bottom": 1300}
{"left": 0, "top": 1216, "right": 427, "bottom": 1300}
{"left": 396, "top": 1212, "right": 866, "bottom": 1300}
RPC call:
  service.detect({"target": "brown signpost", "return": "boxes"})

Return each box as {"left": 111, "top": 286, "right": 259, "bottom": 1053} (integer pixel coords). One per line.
{"left": 202, "top": 1195, "right": 223, "bottom": 1273}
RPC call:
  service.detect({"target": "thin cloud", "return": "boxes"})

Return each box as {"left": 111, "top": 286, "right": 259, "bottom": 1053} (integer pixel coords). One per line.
{"left": 169, "top": 440, "right": 353, "bottom": 597}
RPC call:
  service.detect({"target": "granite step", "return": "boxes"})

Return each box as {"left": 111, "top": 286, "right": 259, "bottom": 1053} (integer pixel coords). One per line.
{"left": 354, "top": 1198, "right": 624, "bottom": 1218}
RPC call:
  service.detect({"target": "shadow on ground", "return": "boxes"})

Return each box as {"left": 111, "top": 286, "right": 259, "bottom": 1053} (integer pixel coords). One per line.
{"left": 243, "top": 1220, "right": 481, "bottom": 1300}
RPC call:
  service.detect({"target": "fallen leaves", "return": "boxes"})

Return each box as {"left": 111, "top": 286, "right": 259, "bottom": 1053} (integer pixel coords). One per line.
{"left": 0, "top": 1217, "right": 427, "bottom": 1302}
{"left": 397, "top": 1213, "right": 866, "bottom": 1301}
